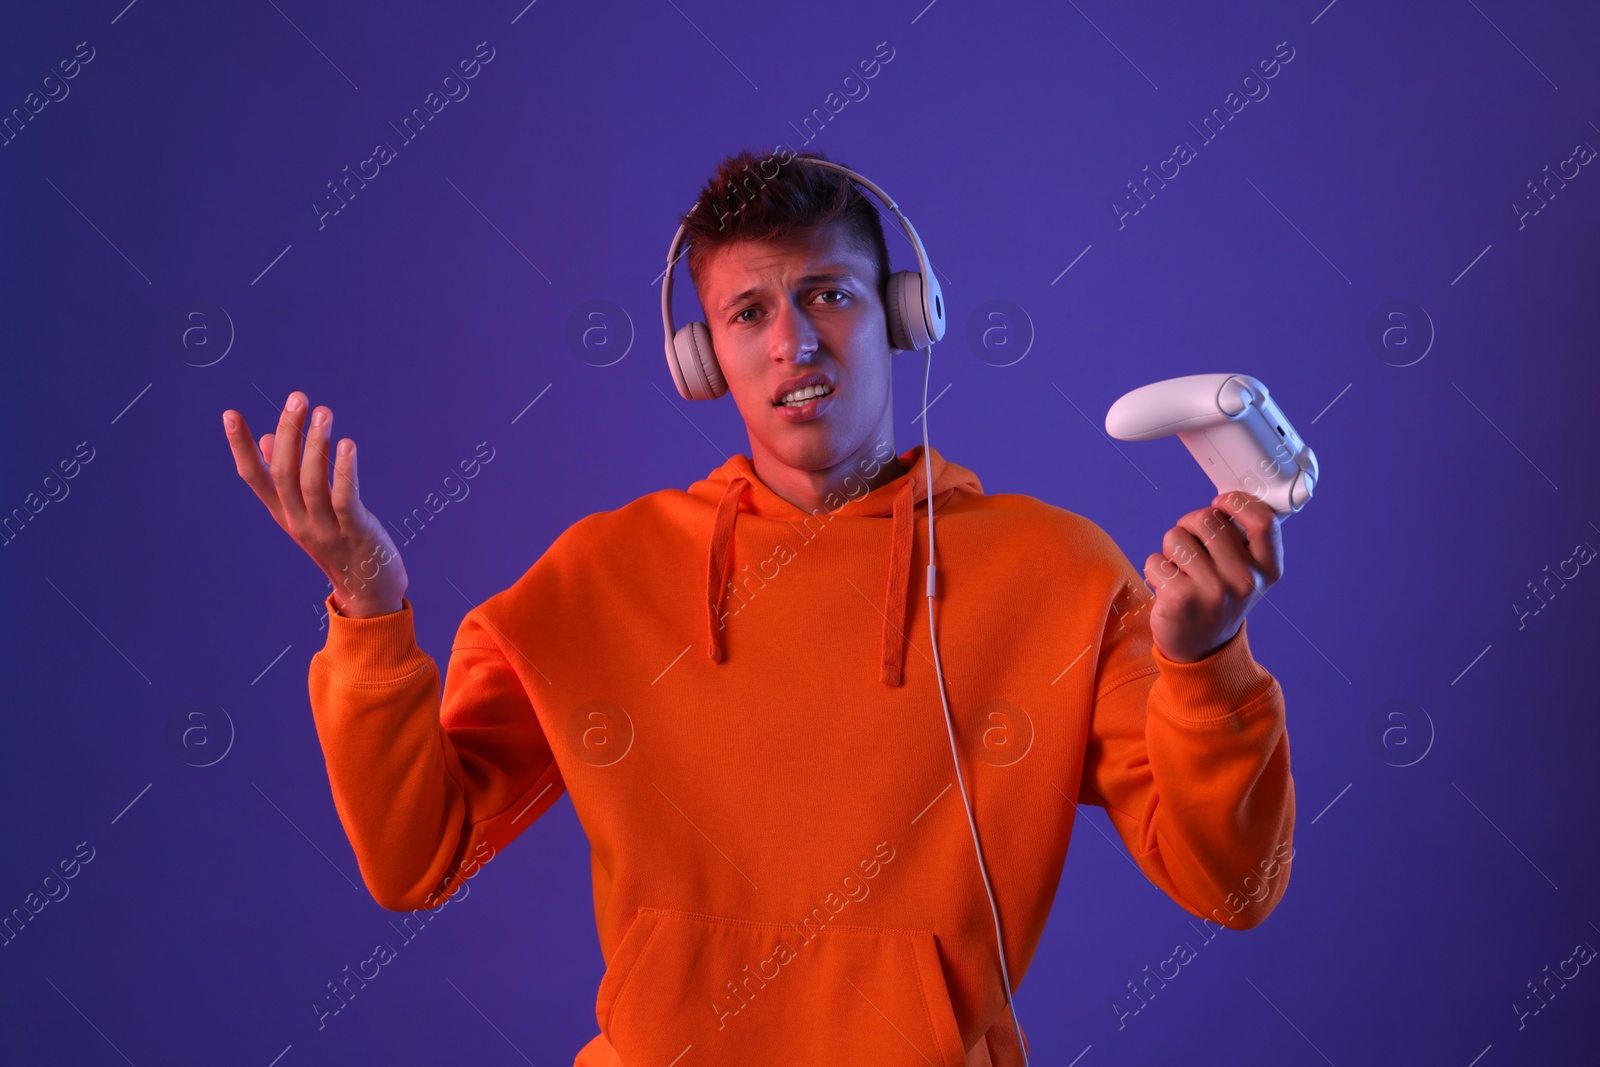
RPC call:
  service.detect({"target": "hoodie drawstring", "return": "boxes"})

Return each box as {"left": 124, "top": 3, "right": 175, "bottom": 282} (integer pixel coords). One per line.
{"left": 705, "top": 476, "right": 749, "bottom": 664}
{"left": 880, "top": 478, "right": 916, "bottom": 687}
{"left": 703, "top": 472, "right": 919, "bottom": 687}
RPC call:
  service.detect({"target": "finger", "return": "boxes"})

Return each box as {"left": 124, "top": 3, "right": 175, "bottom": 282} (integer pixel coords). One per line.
{"left": 270, "top": 392, "right": 311, "bottom": 528}
{"left": 1211, "top": 490, "right": 1271, "bottom": 544}
{"left": 1143, "top": 551, "right": 1184, "bottom": 591}
{"left": 1212, "top": 491, "right": 1284, "bottom": 581}
{"left": 329, "top": 437, "right": 362, "bottom": 525}
{"left": 300, "top": 405, "right": 339, "bottom": 528}
{"left": 1176, "top": 508, "right": 1256, "bottom": 595}
{"left": 1161, "top": 526, "right": 1222, "bottom": 596}
{"left": 222, "top": 410, "right": 288, "bottom": 529}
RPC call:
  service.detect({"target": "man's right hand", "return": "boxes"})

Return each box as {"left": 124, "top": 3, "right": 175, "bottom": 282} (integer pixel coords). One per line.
{"left": 222, "top": 391, "right": 409, "bottom": 619}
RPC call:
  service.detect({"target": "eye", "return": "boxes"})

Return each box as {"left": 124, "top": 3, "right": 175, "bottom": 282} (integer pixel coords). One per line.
{"left": 815, "top": 289, "right": 850, "bottom": 306}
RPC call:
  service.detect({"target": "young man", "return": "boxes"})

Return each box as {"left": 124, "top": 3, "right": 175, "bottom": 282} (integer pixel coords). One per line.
{"left": 221, "top": 149, "right": 1295, "bottom": 1067}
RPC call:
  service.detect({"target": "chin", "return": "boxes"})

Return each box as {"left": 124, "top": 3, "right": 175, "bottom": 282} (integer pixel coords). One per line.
{"left": 758, "top": 425, "right": 838, "bottom": 469}
{"left": 773, "top": 439, "right": 841, "bottom": 472}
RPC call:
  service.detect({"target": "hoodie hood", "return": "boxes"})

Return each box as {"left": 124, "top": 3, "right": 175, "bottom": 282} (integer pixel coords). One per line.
{"left": 689, "top": 444, "right": 983, "bottom": 687}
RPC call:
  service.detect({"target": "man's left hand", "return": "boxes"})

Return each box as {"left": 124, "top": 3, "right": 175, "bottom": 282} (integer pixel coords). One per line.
{"left": 1142, "top": 490, "right": 1285, "bottom": 664}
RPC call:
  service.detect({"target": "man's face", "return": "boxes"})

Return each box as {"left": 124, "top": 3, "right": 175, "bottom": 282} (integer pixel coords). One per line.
{"left": 697, "top": 219, "right": 895, "bottom": 478}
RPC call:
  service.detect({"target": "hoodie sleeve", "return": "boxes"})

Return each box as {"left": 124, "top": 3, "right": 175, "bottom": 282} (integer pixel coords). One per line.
{"left": 307, "top": 592, "right": 565, "bottom": 912}
{"left": 1076, "top": 549, "right": 1296, "bottom": 931}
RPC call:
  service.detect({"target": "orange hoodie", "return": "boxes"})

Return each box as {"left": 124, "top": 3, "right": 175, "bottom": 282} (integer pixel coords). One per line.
{"left": 307, "top": 442, "right": 1294, "bottom": 1066}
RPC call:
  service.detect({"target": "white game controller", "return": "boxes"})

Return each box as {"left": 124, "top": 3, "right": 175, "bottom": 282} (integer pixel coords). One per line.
{"left": 1104, "top": 373, "right": 1318, "bottom": 515}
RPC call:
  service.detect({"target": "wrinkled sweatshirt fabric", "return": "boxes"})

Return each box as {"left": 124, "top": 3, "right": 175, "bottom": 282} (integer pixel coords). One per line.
{"left": 307, "top": 443, "right": 1295, "bottom": 1066}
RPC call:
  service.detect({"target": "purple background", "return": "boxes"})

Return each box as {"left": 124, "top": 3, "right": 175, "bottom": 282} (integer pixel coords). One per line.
{"left": 5, "top": 0, "right": 1599, "bottom": 1063}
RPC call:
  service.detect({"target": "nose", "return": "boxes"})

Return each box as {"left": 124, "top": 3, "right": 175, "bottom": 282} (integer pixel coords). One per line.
{"left": 769, "top": 295, "right": 818, "bottom": 363}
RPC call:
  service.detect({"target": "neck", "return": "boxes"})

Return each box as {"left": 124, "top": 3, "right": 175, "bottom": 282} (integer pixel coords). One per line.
{"left": 751, "top": 437, "right": 910, "bottom": 514}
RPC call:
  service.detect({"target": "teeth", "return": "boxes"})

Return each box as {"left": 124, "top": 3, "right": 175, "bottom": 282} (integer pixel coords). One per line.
{"left": 780, "top": 384, "right": 832, "bottom": 405}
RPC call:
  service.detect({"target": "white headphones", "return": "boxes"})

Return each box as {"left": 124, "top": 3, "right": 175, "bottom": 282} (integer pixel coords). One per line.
{"left": 658, "top": 156, "right": 1033, "bottom": 1064}
{"left": 660, "top": 157, "right": 948, "bottom": 399}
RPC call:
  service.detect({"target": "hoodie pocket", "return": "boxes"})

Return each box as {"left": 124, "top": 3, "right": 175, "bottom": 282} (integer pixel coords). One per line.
{"left": 596, "top": 906, "right": 968, "bottom": 1065}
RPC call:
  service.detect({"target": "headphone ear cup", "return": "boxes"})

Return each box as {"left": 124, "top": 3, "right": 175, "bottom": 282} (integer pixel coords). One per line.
{"left": 885, "top": 269, "right": 931, "bottom": 351}
{"left": 884, "top": 269, "right": 916, "bottom": 352}
{"left": 671, "top": 321, "right": 727, "bottom": 400}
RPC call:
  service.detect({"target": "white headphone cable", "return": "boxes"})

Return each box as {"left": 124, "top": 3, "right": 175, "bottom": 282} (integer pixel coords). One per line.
{"left": 917, "top": 339, "right": 1030, "bottom": 1065}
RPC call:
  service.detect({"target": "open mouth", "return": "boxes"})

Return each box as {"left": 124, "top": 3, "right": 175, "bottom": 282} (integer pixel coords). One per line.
{"left": 775, "top": 383, "right": 836, "bottom": 407}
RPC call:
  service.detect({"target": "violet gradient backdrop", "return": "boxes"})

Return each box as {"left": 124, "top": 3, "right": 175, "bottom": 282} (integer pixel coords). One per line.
{"left": 4, "top": 0, "right": 1599, "bottom": 1064}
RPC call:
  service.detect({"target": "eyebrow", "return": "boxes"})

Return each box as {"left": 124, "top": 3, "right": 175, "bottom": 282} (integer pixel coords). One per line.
{"left": 716, "top": 271, "right": 861, "bottom": 314}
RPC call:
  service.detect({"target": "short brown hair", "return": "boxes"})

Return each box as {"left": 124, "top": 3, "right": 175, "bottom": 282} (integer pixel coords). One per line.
{"left": 679, "top": 147, "right": 892, "bottom": 308}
